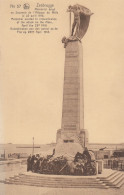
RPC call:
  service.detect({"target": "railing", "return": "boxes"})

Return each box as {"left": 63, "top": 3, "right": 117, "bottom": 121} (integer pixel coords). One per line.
{"left": 104, "top": 159, "right": 124, "bottom": 171}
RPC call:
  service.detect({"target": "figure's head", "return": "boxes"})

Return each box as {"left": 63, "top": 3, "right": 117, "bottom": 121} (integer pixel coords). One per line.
{"left": 68, "top": 5, "right": 72, "bottom": 9}
{"left": 73, "top": 5, "right": 78, "bottom": 11}
{"left": 84, "top": 147, "right": 88, "bottom": 151}
{"left": 68, "top": 5, "right": 73, "bottom": 12}
{"left": 62, "top": 36, "right": 66, "bottom": 43}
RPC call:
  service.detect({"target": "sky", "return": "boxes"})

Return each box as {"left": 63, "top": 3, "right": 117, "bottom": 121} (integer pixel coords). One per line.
{"left": 0, "top": 0, "right": 124, "bottom": 144}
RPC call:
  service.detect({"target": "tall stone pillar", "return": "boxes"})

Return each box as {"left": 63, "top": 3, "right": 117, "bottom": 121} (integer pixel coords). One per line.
{"left": 56, "top": 40, "right": 88, "bottom": 148}
{"left": 55, "top": 4, "right": 92, "bottom": 155}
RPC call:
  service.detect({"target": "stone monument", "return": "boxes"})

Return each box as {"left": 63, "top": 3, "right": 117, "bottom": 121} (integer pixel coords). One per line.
{"left": 56, "top": 4, "right": 93, "bottom": 156}
{"left": 26, "top": 5, "right": 97, "bottom": 176}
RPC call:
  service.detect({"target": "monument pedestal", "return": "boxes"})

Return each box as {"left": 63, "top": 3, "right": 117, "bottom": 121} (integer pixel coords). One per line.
{"left": 56, "top": 129, "right": 88, "bottom": 148}
{"left": 56, "top": 40, "right": 88, "bottom": 155}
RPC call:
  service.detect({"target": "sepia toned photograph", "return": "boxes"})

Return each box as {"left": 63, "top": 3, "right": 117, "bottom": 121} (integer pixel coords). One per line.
{"left": 0, "top": 0, "right": 124, "bottom": 194}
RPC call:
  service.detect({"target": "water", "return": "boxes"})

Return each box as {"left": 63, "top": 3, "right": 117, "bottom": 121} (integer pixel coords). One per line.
{"left": 0, "top": 161, "right": 27, "bottom": 173}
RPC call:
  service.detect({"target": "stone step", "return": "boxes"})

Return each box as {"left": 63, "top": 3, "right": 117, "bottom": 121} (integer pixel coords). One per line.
{"left": 19, "top": 173, "right": 97, "bottom": 179}
{"left": 98, "top": 171, "right": 124, "bottom": 188}
{"left": 16, "top": 175, "right": 98, "bottom": 182}
{"left": 109, "top": 173, "right": 124, "bottom": 184}
{"left": 106, "top": 179, "right": 124, "bottom": 188}
{"left": 7, "top": 179, "right": 100, "bottom": 185}
{"left": 5, "top": 178, "right": 101, "bottom": 185}
{"left": 97, "top": 171, "right": 119, "bottom": 180}
{"left": 4, "top": 174, "right": 108, "bottom": 189}
{"left": 106, "top": 171, "right": 119, "bottom": 179}
{"left": 112, "top": 174, "right": 124, "bottom": 186}
{"left": 4, "top": 180, "right": 107, "bottom": 188}
{"left": 10, "top": 177, "right": 99, "bottom": 183}
{"left": 115, "top": 177, "right": 124, "bottom": 188}
{"left": 102, "top": 173, "right": 123, "bottom": 184}
{"left": 106, "top": 171, "right": 122, "bottom": 181}
{"left": 3, "top": 172, "right": 124, "bottom": 189}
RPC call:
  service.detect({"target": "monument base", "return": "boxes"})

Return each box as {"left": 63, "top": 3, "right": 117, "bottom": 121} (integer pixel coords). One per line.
{"left": 56, "top": 129, "right": 88, "bottom": 146}
{"left": 55, "top": 128, "right": 89, "bottom": 158}
{"left": 55, "top": 142, "right": 83, "bottom": 160}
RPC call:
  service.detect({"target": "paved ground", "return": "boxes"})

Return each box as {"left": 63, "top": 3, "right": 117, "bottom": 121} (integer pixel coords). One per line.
{"left": 0, "top": 183, "right": 124, "bottom": 195}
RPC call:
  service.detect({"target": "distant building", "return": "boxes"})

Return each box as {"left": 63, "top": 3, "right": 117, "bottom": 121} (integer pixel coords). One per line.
{"left": 0, "top": 143, "right": 124, "bottom": 160}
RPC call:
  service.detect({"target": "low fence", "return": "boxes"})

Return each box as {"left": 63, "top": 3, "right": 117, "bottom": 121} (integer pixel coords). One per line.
{"left": 104, "top": 159, "right": 124, "bottom": 171}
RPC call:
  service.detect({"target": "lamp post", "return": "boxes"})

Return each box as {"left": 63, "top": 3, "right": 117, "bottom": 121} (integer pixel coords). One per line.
{"left": 70, "top": 11, "right": 71, "bottom": 36}
{"left": 32, "top": 137, "right": 34, "bottom": 155}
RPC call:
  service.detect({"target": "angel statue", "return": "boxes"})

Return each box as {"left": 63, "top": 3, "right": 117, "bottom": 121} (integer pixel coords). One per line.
{"left": 67, "top": 4, "right": 93, "bottom": 39}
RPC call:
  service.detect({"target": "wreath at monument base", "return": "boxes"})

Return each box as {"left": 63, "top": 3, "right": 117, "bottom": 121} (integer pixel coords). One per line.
{"left": 27, "top": 149, "right": 97, "bottom": 176}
